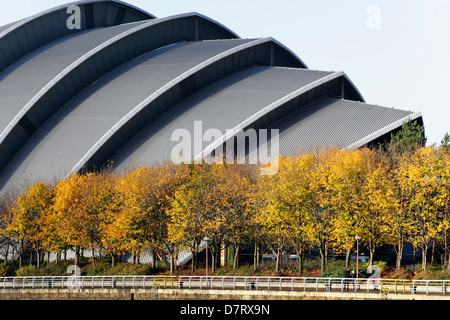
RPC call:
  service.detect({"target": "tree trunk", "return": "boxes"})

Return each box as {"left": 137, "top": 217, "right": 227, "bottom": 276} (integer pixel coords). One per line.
{"left": 253, "top": 239, "right": 259, "bottom": 271}
{"left": 448, "top": 252, "right": 450, "bottom": 270}
{"left": 210, "top": 246, "right": 216, "bottom": 273}
{"left": 345, "top": 249, "right": 351, "bottom": 269}
{"left": 152, "top": 251, "right": 157, "bottom": 268}
{"left": 422, "top": 244, "right": 428, "bottom": 271}
{"left": 215, "top": 244, "right": 220, "bottom": 270}
{"left": 191, "top": 251, "right": 197, "bottom": 273}
{"left": 431, "top": 241, "right": 436, "bottom": 266}
{"left": 396, "top": 241, "right": 404, "bottom": 269}
{"left": 444, "top": 228, "right": 448, "bottom": 268}
{"left": 319, "top": 243, "right": 327, "bottom": 274}
{"left": 36, "top": 249, "right": 40, "bottom": 268}
{"left": 296, "top": 248, "right": 304, "bottom": 276}
{"left": 275, "top": 249, "right": 282, "bottom": 272}
{"left": 319, "top": 251, "right": 325, "bottom": 274}
{"left": 169, "top": 254, "right": 175, "bottom": 275}
{"left": 369, "top": 245, "right": 375, "bottom": 267}
{"left": 91, "top": 246, "right": 95, "bottom": 267}
{"left": 110, "top": 253, "right": 116, "bottom": 268}
{"left": 233, "top": 246, "right": 240, "bottom": 269}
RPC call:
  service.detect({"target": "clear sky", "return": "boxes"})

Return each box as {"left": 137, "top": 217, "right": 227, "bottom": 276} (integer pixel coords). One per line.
{"left": 1, "top": 0, "right": 449, "bottom": 145}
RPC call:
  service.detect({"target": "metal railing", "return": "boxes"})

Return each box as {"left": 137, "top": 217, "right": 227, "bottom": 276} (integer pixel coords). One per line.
{"left": 0, "top": 275, "right": 449, "bottom": 296}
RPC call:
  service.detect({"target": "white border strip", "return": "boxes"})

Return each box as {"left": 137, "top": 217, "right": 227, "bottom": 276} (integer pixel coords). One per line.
{"left": 343, "top": 112, "right": 423, "bottom": 150}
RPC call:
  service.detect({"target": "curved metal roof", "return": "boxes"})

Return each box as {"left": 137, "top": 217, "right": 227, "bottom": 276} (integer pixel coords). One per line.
{"left": 0, "top": 13, "right": 241, "bottom": 174}
{"left": 0, "top": 2, "right": 424, "bottom": 193}
{"left": 111, "top": 67, "right": 335, "bottom": 171}
{"left": 0, "top": 39, "right": 251, "bottom": 187}
{"left": 0, "top": 1, "right": 154, "bottom": 74}
{"left": 0, "top": 38, "right": 306, "bottom": 189}
{"left": 73, "top": 37, "right": 306, "bottom": 175}
{"left": 261, "top": 97, "right": 418, "bottom": 155}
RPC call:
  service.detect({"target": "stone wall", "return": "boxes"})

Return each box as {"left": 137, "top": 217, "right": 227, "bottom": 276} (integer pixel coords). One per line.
{"left": 0, "top": 288, "right": 448, "bottom": 300}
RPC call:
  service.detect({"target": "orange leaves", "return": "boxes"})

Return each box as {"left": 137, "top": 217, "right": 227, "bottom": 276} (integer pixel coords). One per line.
{"left": 3, "top": 143, "right": 450, "bottom": 273}
{"left": 8, "top": 181, "right": 55, "bottom": 249}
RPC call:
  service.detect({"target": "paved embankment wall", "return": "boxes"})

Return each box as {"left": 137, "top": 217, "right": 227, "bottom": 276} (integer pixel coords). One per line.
{"left": 0, "top": 289, "right": 449, "bottom": 300}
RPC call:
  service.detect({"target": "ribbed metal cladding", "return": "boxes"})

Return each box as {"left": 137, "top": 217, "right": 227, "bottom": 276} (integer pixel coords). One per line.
{"left": 0, "top": 39, "right": 257, "bottom": 190}
{"left": 0, "top": 13, "right": 242, "bottom": 176}
{"left": 111, "top": 67, "right": 334, "bottom": 171}
{"left": 262, "top": 97, "right": 415, "bottom": 156}
{"left": 0, "top": 1, "right": 155, "bottom": 73}
{"left": 0, "top": 21, "right": 148, "bottom": 132}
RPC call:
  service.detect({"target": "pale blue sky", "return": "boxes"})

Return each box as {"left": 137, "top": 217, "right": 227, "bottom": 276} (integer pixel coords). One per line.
{"left": 1, "top": 0, "right": 449, "bottom": 145}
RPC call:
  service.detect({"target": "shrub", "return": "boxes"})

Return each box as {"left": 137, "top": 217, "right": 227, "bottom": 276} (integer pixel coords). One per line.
{"left": 303, "top": 259, "right": 321, "bottom": 271}
{"left": 320, "top": 259, "right": 348, "bottom": 278}
{"left": 414, "top": 268, "right": 450, "bottom": 280}
{"left": 0, "top": 263, "right": 14, "bottom": 277}
{"left": 16, "top": 266, "right": 38, "bottom": 277}
{"left": 385, "top": 267, "right": 414, "bottom": 280}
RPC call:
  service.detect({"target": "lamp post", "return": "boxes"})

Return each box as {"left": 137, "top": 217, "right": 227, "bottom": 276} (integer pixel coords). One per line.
{"left": 355, "top": 234, "right": 360, "bottom": 280}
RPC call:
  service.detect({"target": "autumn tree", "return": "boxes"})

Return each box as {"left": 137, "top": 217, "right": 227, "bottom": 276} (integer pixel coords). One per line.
{"left": 306, "top": 148, "right": 340, "bottom": 274}
{"left": 110, "top": 163, "right": 189, "bottom": 271}
{"left": 397, "top": 147, "right": 441, "bottom": 270}
{"left": 168, "top": 163, "right": 212, "bottom": 272}
{"left": 259, "top": 155, "right": 315, "bottom": 273}
{"left": 218, "top": 164, "right": 258, "bottom": 269}
{"left": 437, "top": 132, "right": 450, "bottom": 266}
{"left": 358, "top": 151, "right": 394, "bottom": 266}
{"left": 53, "top": 171, "right": 116, "bottom": 266}
{"left": 0, "top": 189, "right": 20, "bottom": 265}
{"left": 8, "top": 181, "right": 55, "bottom": 267}
{"left": 326, "top": 149, "right": 367, "bottom": 268}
